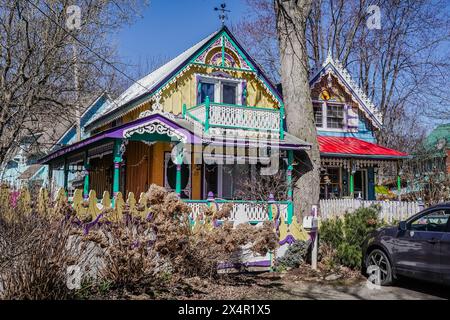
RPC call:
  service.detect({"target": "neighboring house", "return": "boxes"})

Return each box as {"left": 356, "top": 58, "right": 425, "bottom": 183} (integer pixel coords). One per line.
{"left": 39, "top": 26, "right": 407, "bottom": 208}
{"left": 309, "top": 55, "right": 408, "bottom": 200}
{"left": 399, "top": 123, "right": 450, "bottom": 200}
{"left": 0, "top": 93, "right": 112, "bottom": 191}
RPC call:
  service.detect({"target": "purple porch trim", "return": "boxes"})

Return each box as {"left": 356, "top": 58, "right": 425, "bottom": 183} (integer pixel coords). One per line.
{"left": 40, "top": 113, "right": 202, "bottom": 164}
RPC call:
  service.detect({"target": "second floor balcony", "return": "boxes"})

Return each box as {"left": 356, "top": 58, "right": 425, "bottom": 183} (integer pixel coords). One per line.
{"left": 182, "top": 97, "right": 285, "bottom": 138}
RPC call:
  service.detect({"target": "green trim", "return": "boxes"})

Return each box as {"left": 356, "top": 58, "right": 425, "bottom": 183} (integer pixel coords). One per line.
{"left": 204, "top": 96, "right": 210, "bottom": 132}
{"left": 191, "top": 62, "right": 256, "bottom": 73}
{"left": 83, "top": 152, "right": 90, "bottom": 198}
{"left": 350, "top": 173, "right": 354, "bottom": 196}
{"left": 182, "top": 103, "right": 187, "bottom": 119}
{"left": 223, "top": 32, "right": 283, "bottom": 105}
{"left": 287, "top": 150, "right": 294, "bottom": 201}
{"left": 209, "top": 124, "right": 279, "bottom": 132}
{"left": 397, "top": 175, "right": 401, "bottom": 193}
{"left": 280, "top": 104, "right": 285, "bottom": 140}
{"left": 112, "top": 139, "right": 122, "bottom": 196}
{"left": 221, "top": 35, "right": 225, "bottom": 67}
{"left": 210, "top": 102, "right": 279, "bottom": 112}
{"left": 185, "top": 111, "right": 205, "bottom": 125}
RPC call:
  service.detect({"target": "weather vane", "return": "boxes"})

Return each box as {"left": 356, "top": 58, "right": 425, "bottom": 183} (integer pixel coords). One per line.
{"left": 214, "top": 3, "right": 231, "bottom": 27}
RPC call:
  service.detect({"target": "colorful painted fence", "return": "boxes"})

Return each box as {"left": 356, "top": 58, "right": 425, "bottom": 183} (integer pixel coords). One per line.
{"left": 320, "top": 199, "right": 424, "bottom": 223}
{"left": 0, "top": 186, "right": 309, "bottom": 271}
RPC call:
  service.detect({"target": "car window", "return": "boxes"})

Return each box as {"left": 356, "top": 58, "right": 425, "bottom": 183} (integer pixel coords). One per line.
{"left": 410, "top": 209, "right": 450, "bottom": 232}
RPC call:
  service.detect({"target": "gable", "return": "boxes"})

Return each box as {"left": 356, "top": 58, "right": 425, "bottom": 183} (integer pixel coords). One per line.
{"left": 84, "top": 27, "right": 282, "bottom": 132}
{"left": 310, "top": 55, "right": 383, "bottom": 130}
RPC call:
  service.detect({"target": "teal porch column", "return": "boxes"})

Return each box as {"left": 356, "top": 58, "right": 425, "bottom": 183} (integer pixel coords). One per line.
{"left": 175, "top": 151, "right": 184, "bottom": 197}
{"left": 83, "top": 151, "right": 90, "bottom": 200}
{"left": 286, "top": 150, "right": 294, "bottom": 224}
{"left": 349, "top": 160, "right": 356, "bottom": 197}
{"left": 279, "top": 104, "right": 285, "bottom": 140}
{"left": 204, "top": 96, "right": 210, "bottom": 132}
{"left": 113, "top": 139, "right": 124, "bottom": 196}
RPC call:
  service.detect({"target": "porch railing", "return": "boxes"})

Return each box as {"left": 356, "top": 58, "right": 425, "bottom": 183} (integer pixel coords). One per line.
{"left": 184, "top": 199, "right": 292, "bottom": 224}
{"left": 320, "top": 199, "right": 424, "bottom": 223}
{"left": 183, "top": 97, "right": 285, "bottom": 138}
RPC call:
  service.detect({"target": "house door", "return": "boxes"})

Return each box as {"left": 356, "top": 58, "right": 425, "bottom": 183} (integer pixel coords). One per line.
{"left": 354, "top": 169, "right": 368, "bottom": 199}
{"left": 164, "top": 152, "right": 191, "bottom": 199}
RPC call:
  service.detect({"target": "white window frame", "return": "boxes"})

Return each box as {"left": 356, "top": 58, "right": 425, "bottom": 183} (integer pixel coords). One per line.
{"left": 197, "top": 74, "right": 243, "bottom": 105}
{"left": 312, "top": 100, "right": 347, "bottom": 132}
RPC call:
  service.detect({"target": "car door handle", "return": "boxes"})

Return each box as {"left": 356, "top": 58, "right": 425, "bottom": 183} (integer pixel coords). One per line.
{"left": 427, "top": 239, "right": 439, "bottom": 244}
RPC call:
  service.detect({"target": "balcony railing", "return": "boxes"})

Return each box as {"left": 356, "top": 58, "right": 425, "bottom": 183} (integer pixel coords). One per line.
{"left": 182, "top": 97, "right": 285, "bottom": 138}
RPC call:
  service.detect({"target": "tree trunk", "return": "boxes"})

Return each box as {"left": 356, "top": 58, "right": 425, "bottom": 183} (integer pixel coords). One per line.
{"left": 274, "top": 0, "right": 320, "bottom": 218}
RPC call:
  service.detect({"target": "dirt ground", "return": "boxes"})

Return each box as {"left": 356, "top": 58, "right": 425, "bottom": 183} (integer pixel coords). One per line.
{"left": 178, "top": 267, "right": 450, "bottom": 300}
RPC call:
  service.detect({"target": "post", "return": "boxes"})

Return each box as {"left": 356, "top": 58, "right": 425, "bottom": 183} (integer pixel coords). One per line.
{"left": 182, "top": 103, "right": 187, "bottom": 119}
{"left": 268, "top": 193, "right": 275, "bottom": 220}
{"left": 48, "top": 163, "right": 53, "bottom": 192}
{"left": 349, "top": 161, "right": 355, "bottom": 198}
{"left": 83, "top": 151, "right": 90, "bottom": 200}
{"left": 112, "top": 140, "right": 124, "bottom": 197}
{"left": 204, "top": 96, "right": 210, "bottom": 132}
{"left": 63, "top": 158, "right": 69, "bottom": 193}
{"left": 286, "top": 150, "right": 294, "bottom": 224}
{"left": 175, "top": 150, "right": 184, "bottom": 197}
{"left": 279, "top": 104, "right": 285, "bottom": 140}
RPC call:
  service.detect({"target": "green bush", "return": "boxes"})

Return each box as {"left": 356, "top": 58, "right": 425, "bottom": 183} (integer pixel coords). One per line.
{"left": 319, "top": 206, "right": 380, "bottom": 269}
{"left": 276, "top": 240, "right": 311, "bottom": 269}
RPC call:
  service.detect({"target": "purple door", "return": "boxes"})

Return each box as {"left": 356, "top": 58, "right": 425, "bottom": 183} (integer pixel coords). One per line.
{"left": 394, "top": 209, "right": 449, "bottom": 282}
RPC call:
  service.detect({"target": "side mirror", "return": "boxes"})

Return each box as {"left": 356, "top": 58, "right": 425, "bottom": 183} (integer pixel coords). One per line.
{"left": 398, "top": 221, "right": 407, "bottom": 231}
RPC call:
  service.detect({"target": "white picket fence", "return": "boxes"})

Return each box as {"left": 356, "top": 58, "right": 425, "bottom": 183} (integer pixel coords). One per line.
{"left": 320, "top": 199, "right": 424, "bottom": 223}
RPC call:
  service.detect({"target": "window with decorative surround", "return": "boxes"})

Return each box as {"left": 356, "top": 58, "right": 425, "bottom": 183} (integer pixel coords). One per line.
{"left": 313, "top": 101, "right": 349, "bottom": 131}
{"left": 197, "top": 74, "right": 245, "bottom": 105}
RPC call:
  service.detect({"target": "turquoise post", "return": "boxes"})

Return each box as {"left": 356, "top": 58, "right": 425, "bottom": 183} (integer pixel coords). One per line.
{"left": 175, "top": 151, "right": 184, "bottom": 197}
{"left": 279, "top": 104, "right": 285, "bottom": 140}
{"left": 83, "top": 151, "right": 89, "bottom": 199}
{"left": 397, "top": 161, "right": 402, "bottom": 201}
{"left": 182, "top": 103, "right": 187, "bottom": 119}
{"left": 287, "top": 150, "right": 294, "bottom": 224}
{"left": 268, "top": 193, "right": 275, "bottom": 220}
{"left": 204, "top": 96, "right": 210, "bottom": 132}
{"left": 112, "top": 139, "right": 123, "bottom": 198}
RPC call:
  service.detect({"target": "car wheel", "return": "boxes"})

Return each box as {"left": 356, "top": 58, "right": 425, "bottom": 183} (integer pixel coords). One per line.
{"left": 365, "top": 249, "right": 393, "bottom": 286}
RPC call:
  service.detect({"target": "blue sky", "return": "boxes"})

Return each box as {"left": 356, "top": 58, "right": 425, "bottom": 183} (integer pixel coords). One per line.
{"left": 114, "top": 0, "right": 247, "bottom": 68}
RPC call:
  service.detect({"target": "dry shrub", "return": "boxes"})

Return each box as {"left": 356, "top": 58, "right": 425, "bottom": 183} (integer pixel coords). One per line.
{"left": 146, "top": 184, "right": 278, "bottom": 279}
{"left": 0, "top": 213, "right": 76, "bottom": 299}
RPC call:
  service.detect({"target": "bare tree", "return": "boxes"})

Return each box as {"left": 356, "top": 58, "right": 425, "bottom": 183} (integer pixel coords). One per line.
{"left": 235, "top": 0, "right": 450, "bottom": 153}
{"left": 0, "top": 0, "right": 148, "bottom": 169}
{"left": 274, "top": 0, "right": 320, "bottom": 218}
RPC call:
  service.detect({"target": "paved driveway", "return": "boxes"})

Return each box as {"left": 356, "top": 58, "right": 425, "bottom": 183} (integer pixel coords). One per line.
{"left": 273, "top": 278, "right": 450, "bottom": 300}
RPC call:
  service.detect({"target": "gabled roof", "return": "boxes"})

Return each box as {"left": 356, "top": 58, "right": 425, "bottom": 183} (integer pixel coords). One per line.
{"left": 425, "top": 123, "right": 450, "bottom": 154}
{"left": 55, "top": 93, "right": 112, "bottom": 147}
{"left": 318, "top": 136, "right": 408, "bottom": 159}
{"left": 309, "top": 54, "right": 383, "bottom": 129}
{"left": 84, "top": 26, "right": 282, "bottom": 131}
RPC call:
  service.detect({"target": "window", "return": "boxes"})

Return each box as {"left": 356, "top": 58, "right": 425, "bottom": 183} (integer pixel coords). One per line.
{"left": 410, "top": 209, "right": 450, "bottom": 232}
{"left": 312, "top": 101, "right": 347, "bottom": 130}
{"left": 326, "top": 104, "right": 345, "bottom": 129}
{"left": 320, "top": 167, "right": 341, "bottom": 199}
{"left": 313, "top": 103, "right": 323, "bottom": 127}
{"left": 200, "top": 82, "right": 215, "bottom": 103}
{"left": 222, "top": 83, "right": 237, "bottom": 104}
{"left": 198, "top": 76, "right": 241, "bottom": 105}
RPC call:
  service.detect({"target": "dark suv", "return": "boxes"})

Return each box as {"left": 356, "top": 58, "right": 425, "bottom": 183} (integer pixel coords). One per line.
{"left": 362, "top": 203, "right": 450, "bottom": 286}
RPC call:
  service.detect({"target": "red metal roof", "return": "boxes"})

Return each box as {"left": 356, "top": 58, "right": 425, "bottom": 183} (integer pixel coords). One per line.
{"left": 318, "top": 136, "right": 408, "bottom": 159}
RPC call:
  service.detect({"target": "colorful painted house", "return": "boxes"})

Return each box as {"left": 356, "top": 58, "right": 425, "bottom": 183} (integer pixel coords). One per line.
{"left": 308, "top": 55, "right": 409, "bottom": 200}
{"left": 40, "top": 27, "right": 408, "bottom": 209}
